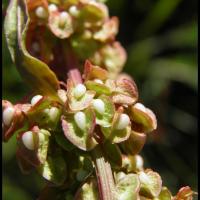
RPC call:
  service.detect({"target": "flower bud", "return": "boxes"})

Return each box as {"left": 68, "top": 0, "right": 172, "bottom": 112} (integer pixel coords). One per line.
{"left": 31, "top": 95, "right": 43, "bottom": 106}
{"left": 94, "top": 79, "right": 103, "bottom": 84}
{"left": 22, "top": 131, "right": 35, "bottom": 150}
{"left": 3, "top": 107, "right": 15, "bottom": 126}
{"left": 115, "top": 113, "right": 130, "bottom": 130}
{"left": 48, "top": 107, "right": 59, "bottom": 121}
{"left": 48, "top": 4, "right": 58, "bottom": 12}
{"left": 57, "top": 89, "right": 67, "bottom": 103}
{"left": 35, "top": 6, "right": 48, "bottom": 19}
{"left": 69, "top": 6, "right": 80, "bottom": 17}
{"left": 74, "top": 112, "right": 86, "bottom": 131}
{"left": 74, "top": 84, "right": 86, "bottom": 99}
{"left": 92, "top": 99, "right": 105, "bottom": 114}
{"left": 134, "top": 103, "right": 146, "bottom": 112}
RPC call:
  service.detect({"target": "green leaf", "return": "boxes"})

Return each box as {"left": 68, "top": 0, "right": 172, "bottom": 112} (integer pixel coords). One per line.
{"left": 4, "top": 0, "right": 59, "bottom": 99}
{"left": 156, "top": 187, "right": 172, "bottom": 200}
{"left": 103, "top": 141, "right": 122, "bottom": 167}
{"left": 55, "top": 131, "right": 75, "bottom": 151}
{"left": 138, "top": 170, "right": 162, "bottom": 198}
{"left": 85, "top": 81, "right": 111, "bottom": 96}
{"left": 115, "top": 173, "right": 140, "bottom": 200}
{"left": 38, "top": 150, "right": 67, "bottom": 185}
{"left": 75, "top": 178, "right": 99, "bottom": 200}
{"left": 61, "top": 108, "right": 97, "bottom": 151}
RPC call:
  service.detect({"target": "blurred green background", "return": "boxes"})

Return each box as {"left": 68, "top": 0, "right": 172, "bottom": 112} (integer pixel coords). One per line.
{"left": 2, "top": 0, "right": 198, "bottom": 199}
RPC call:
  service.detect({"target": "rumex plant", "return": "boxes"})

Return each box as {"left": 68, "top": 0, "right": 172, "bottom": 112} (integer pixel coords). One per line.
{"left": 2, "top": 0, "right": 197, "bottom": 199}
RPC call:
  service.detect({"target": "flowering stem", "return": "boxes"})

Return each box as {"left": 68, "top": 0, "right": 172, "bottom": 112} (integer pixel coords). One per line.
{"left": 92, "top": 145, "right": 116, "bottom": 200}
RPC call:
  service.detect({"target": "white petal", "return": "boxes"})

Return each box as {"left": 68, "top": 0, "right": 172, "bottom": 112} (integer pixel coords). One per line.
{"left": 134, "top": 103, "right": 146, "bottom": 112}
{"left": 22, "top": 131, "right": 35, "bottom": 150}
{"left": 135, "top": 155, "right": 143, "bottom": 170}
{"left": 139, "top": 172, "right": 150, "bottom": 184}
{"left": 74, "top": 112, "right": 86, "bottom": 131}
{"left": 74, "top": 84, "right": 86, "bottom": 99}
{"left": 48, "top": 4, "right": 58, "bottom": 12}
{"left": 31, "top": 95, "right": 43, "bottom": 106}
{"left": 35, "top": 6, "right": 47, "bottom": 19}
{"left": 3, "top": 107, "right": 15, "bottom": 126}
{"left": 115, "top": 113, "right": 130, "bottom": 130}
{"left": 92, "top": 99, "right": 105, "bottom": 115}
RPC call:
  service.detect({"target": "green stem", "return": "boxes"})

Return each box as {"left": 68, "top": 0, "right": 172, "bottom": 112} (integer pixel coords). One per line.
{"left": 92, "top": 145, "right": 116, "bottom": 200}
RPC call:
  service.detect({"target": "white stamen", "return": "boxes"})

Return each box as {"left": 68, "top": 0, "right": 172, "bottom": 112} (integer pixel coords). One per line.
{"left": 57, "top": 89, "right": 67, "bottom": 103}
{"left": 69, "top": 6, "right": 80, "bottom": 17}
{"left": 22, "top": 131, "right": 35, "bottom": 150}
{"left": 3, "top": 107, "right": 15, "bottom": 126}
{"left": 94, "top": 79, "right": 103, "bottom": 84}
{"left": 35, "top": 6, "right": 48, "bottom": 19}
{"left": 49, "top": 107, "right": 59, "bottom": 121}
{"left": 74, "top": 112, "right": 86, "bottom": 131}
{"left": 135, "top": 155, "right": 143, "bottom": 170}
{"left": 74, "top": 84, "right": 86, "bottom": 99}
{"left": 115, "top": 113, "right": 130, "bottom": 130}
{"left": 134, "top": 103, "right": 146, "bottom": 112}
{"left": 92, "top": 99, "right": 105, "bottom": 115}
{"left": 31, "top": 95, "right": 43, "bottom": 106}
{"left": 59, "top": 11, "right": 70, "bottom": 26}
{"left": 48, "top": 4, "right": 58, "bottom": 12}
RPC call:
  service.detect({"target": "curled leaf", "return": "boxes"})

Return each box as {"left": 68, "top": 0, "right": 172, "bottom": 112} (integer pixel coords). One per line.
{"left": 138, "top": 170, "right": 162, "bottom": 198}
{"left": 130, "top": 103, "right": 157, "bottom": 133}
{"left": 61, "top": 108, "right": 97, "bottom": 151}
{"left": 85, "top": 80, "right": 111, "bottom": 95}
{"left": 173, "top": 186, "right": 197, "bottom": 200}
{"left": 83, "top": 60, "right": 108, "bottom": 81}
{"left": 75, "top": 178, "right": 99, "bottom": 200}
{"left": 115, "top": 172, "right": 140, "bottom": 200}
{"left": 120, "top": 131, "right": 146, "bottom": 155}
{"left": 37, "top": 149, "right": 67, "bottom": 185}
{"left": 4, "top": 0, "right": 59, "bottom": 99}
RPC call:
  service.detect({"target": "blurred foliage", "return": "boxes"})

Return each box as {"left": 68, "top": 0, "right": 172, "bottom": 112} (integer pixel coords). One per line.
{"left": 2, "top": 0, "right": 197, "bottom": 199}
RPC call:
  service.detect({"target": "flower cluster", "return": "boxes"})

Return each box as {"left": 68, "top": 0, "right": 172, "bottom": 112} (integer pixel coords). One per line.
{"left": 2, "top": 61, "right": 195, "bottom": 199}
{"left": 26, "top": 0, "right": 126, "bottom": 79}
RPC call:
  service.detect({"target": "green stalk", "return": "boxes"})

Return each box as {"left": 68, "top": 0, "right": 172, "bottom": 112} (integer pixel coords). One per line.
{"left": 92, "top": 145, "right": 116, "bottom": 200}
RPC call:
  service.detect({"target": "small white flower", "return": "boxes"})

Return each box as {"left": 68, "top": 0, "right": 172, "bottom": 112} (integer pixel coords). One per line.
{"left": 3, "top": 107, "right": 15, "bottom": 126}
{"left": 69, "top": 6, "right": 80, "bottom": 17}
{"left": 22, "top": 131, "right": 35, "bottom": 150}
{"left": 115, "top": 113, "right": 130, "bottom": 130}
{"left": 31, "top": 95, "right": 43, "bottom": 106}
{"left": 74, "top": 112, "right": 86, "bottom": 131}
{"left": 92, "top": 99, "right": 105, "bottom": 115}
{"left": 35, "top": 6, "right": 48, "bottom": 19}
{"left": 74, "top": 84, "right": 86, "bottom": 99}
{"left": 48, "top": 4, "right": 58, "bottom": 12}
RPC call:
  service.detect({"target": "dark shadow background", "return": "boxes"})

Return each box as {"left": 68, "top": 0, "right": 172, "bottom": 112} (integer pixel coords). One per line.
{"left": 2, "top": 0, "right": 198, "bottom": 199}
